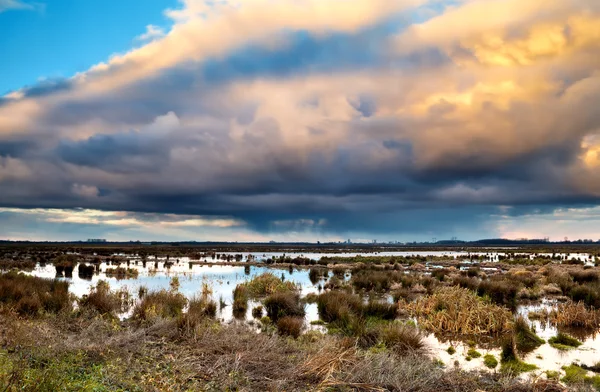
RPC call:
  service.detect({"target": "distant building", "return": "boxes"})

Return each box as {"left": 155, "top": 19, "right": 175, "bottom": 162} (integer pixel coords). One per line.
{"left": 87, "top": 239, "right": 107, "bottom": 243}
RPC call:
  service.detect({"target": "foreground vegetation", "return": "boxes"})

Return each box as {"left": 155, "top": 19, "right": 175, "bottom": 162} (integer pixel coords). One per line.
{"left": 2, "top": 244, "right": 600, "bottom": 391}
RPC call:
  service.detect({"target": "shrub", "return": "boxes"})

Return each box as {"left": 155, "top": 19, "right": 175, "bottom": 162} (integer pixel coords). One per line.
{"left": 16, "top": 295, "right": 43, "bottom": 316}
{"left": 276, "top": 316, "right": 304, "bottom": 338}
{"left": 178, "top": 294, "right": 217, "bottom": 333}
{"left": 569, "top": 283, "right": 600, "bottom": 308}
{"left": 362, "top": 301, "right": 397, "bottom": 320}
{"left": 351, "top": 270, "right": 401, "bottom": 292}
{"left": 467, "top": 349, "right": 481, "bottom": 358}
{"left": 570, "top": 269, "right": 599, "bottom": 284}
{"left": 264, "top": 292, "right": 305, "bottom": 322}
{"left": 316, "top": 291, "right": 362, "bottom": 325}
{"left": 453, "top": 276, "right": 479, "bottom": 291}
{"left": 499, "top": 338, "right": 537, "bottom": 374}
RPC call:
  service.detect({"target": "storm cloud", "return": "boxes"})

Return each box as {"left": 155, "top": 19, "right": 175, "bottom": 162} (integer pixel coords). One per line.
{"left": 1, "top": 0, "right": 600, "bottom": 241}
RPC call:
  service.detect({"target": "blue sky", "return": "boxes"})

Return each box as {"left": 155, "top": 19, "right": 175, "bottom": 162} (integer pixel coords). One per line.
{"left": 0, "top": 0, "right": 174, "bottom": 94}
{"left": 0, "top": 0, "right": 600, "bottom": 242}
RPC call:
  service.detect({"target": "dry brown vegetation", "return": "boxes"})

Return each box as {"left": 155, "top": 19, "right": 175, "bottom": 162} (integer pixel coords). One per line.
{"left": 401, "top": 286, "right": 513, "bottom": 335}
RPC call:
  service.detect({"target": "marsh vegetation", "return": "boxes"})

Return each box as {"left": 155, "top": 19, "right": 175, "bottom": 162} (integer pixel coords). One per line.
{"left": 1, "top": 244, "right": 600, "bottom": 390}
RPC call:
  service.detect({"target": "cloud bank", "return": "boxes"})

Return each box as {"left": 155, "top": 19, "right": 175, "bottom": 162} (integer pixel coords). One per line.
{"left": 1, "top": 0, "right": 600, "bottom": 241}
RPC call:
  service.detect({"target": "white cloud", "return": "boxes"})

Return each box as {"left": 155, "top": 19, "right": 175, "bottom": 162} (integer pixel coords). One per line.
{"left": 135, "top": 24, "right": 166, "bottom": 42}
{"left": 0, "top": 0, "right": 43, "bottom": 13}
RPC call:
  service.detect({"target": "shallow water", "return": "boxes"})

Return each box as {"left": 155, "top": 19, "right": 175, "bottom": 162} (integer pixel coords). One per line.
{"left": 31, "top": 261, "right": 324, "bottom": 323}
{"left": 28, "top": 259, "right": 600, "bottom": 374}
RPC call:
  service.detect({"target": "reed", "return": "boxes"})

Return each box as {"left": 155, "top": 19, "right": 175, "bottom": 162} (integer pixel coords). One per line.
{"left": 401, "top": 286, "right": 513, "bottom": 335}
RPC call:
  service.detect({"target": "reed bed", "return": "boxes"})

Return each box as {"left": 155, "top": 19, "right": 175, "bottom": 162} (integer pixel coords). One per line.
{"left": 401, "top": 286, "right": 513, "bottom": 335}
{"left": 549, "top": 301, "right": 600, "bottom": 329}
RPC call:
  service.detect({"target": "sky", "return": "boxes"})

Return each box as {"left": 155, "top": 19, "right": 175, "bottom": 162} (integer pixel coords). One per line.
{"left": 0, "top": 0, "right": 600, "bottom": 242}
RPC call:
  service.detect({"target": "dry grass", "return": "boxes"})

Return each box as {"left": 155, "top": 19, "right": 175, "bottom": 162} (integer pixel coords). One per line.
{"left": 0, "top": 271, "right": 70, "bottom": 316}
{"left": 79, "top": 280, "right": 132, "bottom": 316}
{"left": 104, "top": 266, "right": 139, "bottom": 279}
{"left": 276, "top": 316, "right": 304, "bottom": 338}
{"left": 549, "top": 301, "right": 600, "bottom": 329}
{"left": 132, "top": 289, "right": 187, "bottom": 323}
{"left": 264, "top": 292, "right": 305, "bottom": 322}
{"left": 402, "top": 286, "right": 513, "bottom": 335}
{"left": 240, "top": 272, "right": 299, "bottom": 297}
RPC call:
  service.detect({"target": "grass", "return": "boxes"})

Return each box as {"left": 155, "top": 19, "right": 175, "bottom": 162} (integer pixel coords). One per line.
{"left": 484, "top": 354, "right": 498, "bottom": 369}
{"left": 79, "top": 280, "right": 131, "bottom": 316}
{"left": 263, "top": 292, "right": 305, "bottom": 322}
{"left": 446, "top": 346, "right": 456, "bottom": 355}
{"left": 276, "top": 316, "right": 304, "bottom": 338}
{"left": 467, "top": 348, "right": 481, "bottom": 358}
{"left": 561, "top": 364, "right": 600, "bottom": 389}
{"left": 240, "top": 273, "right": 299, "bottom": 297}
{"left": 77, "top": 264, "right": 95, "bottom": 280}
{"left": 0, "top": 271, "right": 70, "bottom": 316}
{"left": 548, "top": 333, "right": 582, "bottom": 350}
{"left": 377, "top": 323, "right": 425, "bottom": 355}
{"left": 232, "top": 284, "right": 249, "bottom": 318}
{"left": 499, "top": 338, "right": 538, "bottom": 375}
{"left": 401, "top": 286, "right": 513, "bottom": 335}
{"left": 104, "top": 266, "right": 139, "bottom": 279}
{"left": 550, "top": 301, "right": 600, "bottom": 329}
{"left": 132, "top": 289, "right": 187, "bottom": 323}
{"left": 177, "top": 294, "right": 217, "bottom": 334}
{"left": 514, "top": 315, "right": 545, "bottom": 352}
{"left": 252, "top": 305, "right": 264, "bottom": 319}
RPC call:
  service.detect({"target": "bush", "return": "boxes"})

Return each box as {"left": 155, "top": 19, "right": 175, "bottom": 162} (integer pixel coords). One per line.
{"left": 351, "top": 270, "right": 402, "bottom": 292}
{"left": 362, "top": 301, "right": 397, "bottom": 320}
{"left": 276, "top": 316, "right": 304, "bottom": 338}
{"left": 16, "top": 295, "right": 43, "bottom": 316}
{"left": 264, "top": 292, "right": 305, "bottom": 322}
{"left": 570, "top": 269, "right": 599, "bottom": 284}
{"left": 549, "top": 301, "right": 600, "bottom": 328}
{"left": 105, "top": 267, "right": 139, "bottom": 280}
